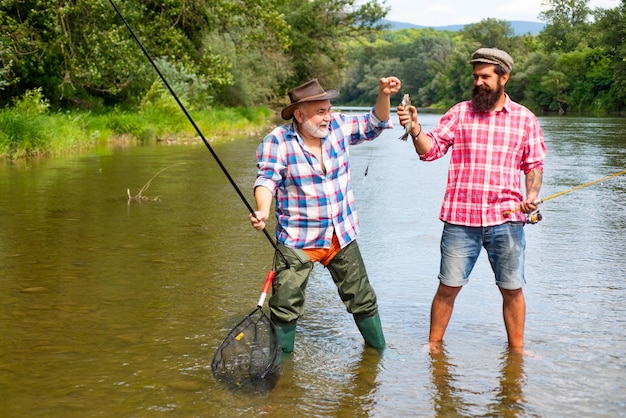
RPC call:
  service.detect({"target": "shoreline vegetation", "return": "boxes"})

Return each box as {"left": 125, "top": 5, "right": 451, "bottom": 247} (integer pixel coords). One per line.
{"left": 1, "top": 83, "right": 618, "bottom": 161}
{"left": 0, "top": 89, "right": 430, "bottom": 161}
{"left": 0, "top": 103, "right": 276, "bottom": 160}
{"left": 0, "top": 86, "right": 279, "bottom": 160}
{"left": 2, "top": 101, "right": 617, "bottom": 161}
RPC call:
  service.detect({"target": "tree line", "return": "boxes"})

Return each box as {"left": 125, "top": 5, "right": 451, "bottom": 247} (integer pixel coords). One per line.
{"left": 343, "top": 0, "right": 626, "bottom": 114}
{"left": 1, "top": 0, "right": 625, "bottom": 115}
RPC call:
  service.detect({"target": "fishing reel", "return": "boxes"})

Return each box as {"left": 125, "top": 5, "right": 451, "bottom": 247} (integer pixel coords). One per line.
{"left": 526, "top": 210, "right": 543, "bottom": 225}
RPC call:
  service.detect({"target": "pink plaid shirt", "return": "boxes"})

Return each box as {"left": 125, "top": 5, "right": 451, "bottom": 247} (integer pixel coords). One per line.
{"left": 421, "top": 95, "right": 546, "bottom": 226}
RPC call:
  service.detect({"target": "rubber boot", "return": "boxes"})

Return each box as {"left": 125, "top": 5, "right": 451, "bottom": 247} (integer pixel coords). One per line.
{"left": 355, "top": 313, "right": 386, "bottom": 349}
{"left": 276, "top": 323, "right": 296, "bottom": 353}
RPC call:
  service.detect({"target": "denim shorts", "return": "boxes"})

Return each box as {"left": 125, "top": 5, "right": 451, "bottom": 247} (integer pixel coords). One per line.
{"left": 438, "top": 222, "right": 526, "bottom": 290}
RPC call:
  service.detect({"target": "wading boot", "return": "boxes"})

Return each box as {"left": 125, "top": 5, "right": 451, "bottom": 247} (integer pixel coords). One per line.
{"left": 355, "top": 313, "right": 386, "bottom": 349}
{"left": 276, "top": 323, "right": 296, "bottom": 353}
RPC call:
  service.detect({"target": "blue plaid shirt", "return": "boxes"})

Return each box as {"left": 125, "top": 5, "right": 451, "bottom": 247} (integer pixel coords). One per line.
{"left": 254, "top": 109, "right": 392, "bottom": 249}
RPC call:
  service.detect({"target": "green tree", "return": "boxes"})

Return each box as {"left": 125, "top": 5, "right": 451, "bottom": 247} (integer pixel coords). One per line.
{"left": 539, "top": 0, "right": 591, "bottom": 52}
{"left": 592, "top": 1, "right": 626, "bottom": 111}
{"left": 510, "top": 50, "right": 551, "bottom": 110}
{"left": 208, "top": 0, "right": 292, "bottom": 106}
{"left": 0, "top": 0, "right": 291, "bottom": 108}
{"left": 0, "top": 9, "right": 23, "bottom": 92}
{"left": 461, "top": 18, "right": 515, "bottom": 51}
{"left": 540, "top": 69, "right": 570, "bottom": 112}
{"left": 342, "top": 29, "right": 460, "bottom": 107}
{"left": 276, "top": 0, "right": 388, "bottom": 92}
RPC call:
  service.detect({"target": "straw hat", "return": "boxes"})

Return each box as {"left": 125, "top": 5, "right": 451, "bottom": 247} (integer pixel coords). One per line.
{"left": 281, "top": 79, "right": 339, "bottom": 120}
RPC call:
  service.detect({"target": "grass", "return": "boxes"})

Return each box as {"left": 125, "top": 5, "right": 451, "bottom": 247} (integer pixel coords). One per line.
{"left": 0, "top": 105, "right": 275, "bottom": 159}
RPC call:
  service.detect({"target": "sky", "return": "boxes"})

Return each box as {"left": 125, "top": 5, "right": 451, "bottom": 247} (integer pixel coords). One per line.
{"left": 384, "top": 0, "right": 621, "bottom": 27}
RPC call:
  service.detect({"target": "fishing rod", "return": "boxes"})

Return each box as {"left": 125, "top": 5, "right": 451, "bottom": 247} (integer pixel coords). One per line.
{"left": 109, "top": 0, "right": 288, "bottom": 266}
{"left": 503, "top": 169, "right": 626, "bottom": 218}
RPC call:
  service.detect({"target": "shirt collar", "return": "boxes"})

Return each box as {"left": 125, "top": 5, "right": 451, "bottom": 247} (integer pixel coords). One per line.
{"left": 500, "top": 93, "right": 512, "bottom": 113}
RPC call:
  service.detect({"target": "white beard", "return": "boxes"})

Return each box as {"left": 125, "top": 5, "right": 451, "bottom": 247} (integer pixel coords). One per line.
{"left": 301, "top": 119, "right": 329, "bottom": 138}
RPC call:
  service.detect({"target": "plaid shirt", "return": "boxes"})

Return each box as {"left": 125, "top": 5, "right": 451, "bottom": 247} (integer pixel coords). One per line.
{"left": 254, "top": 110, "right": 392, "bottom": 249}
{"left": 421, "top": 95, "right": 546, "bottom": 226}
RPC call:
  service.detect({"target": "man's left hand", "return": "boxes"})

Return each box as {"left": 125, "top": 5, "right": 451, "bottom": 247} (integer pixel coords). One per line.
{"left": 379, "top": 77, "right": 401, "bottom": 96}
{"left": 520, "top": 199, "right": 538, "bottom": 213}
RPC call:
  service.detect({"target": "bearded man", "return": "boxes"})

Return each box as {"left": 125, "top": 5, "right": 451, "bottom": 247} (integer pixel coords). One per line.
{"left": 397, "top": 48, "right": 547, "bottom": 349}
{"left": 250, "top": 77, "right": 401, "bottom": 353}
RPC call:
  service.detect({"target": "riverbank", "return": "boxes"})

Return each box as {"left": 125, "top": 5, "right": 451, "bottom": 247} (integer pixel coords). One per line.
{"left": 0, "top": 105, "right": 275, "bottom": 159}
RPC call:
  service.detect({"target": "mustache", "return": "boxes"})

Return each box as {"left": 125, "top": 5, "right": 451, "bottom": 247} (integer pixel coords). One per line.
{"left": 473, "top": 85, "right": 491, "bottom": 94}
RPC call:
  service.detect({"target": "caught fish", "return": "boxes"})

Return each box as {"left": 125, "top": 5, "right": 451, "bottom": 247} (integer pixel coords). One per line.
{"left": 398, "top": 94, "right": 411, "bottom": 141}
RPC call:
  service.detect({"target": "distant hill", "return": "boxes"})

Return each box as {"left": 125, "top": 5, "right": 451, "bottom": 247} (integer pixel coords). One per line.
{"left": 383, "top": 19, "right": 545, "bottom": 36}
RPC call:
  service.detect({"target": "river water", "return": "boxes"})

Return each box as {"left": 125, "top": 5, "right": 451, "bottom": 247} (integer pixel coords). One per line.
{"left": 0, "top": 114, "right": 625, "bottom": 417}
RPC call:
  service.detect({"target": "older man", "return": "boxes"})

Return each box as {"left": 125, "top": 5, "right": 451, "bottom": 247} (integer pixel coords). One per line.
{"left": 250, "top": 77, "right": 401, "bottom": 352}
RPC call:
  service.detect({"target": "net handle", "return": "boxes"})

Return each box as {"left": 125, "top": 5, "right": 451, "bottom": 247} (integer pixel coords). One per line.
{"left": 257, "top": 271, "right": 275, "bottom": 307}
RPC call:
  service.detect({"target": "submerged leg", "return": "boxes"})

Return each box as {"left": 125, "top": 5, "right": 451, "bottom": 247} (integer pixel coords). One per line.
{"left": 275, "top": 322, "right": 297, "bottom": 353}
{"left": 429, "top": 283, "right": 462, "bottom": 343}
{"left": 500, "top": 287, "right": 525, "bottom": 348}
{"left": 326, "top": 240, "right": 385, "bottom": 349}
{"left": 355, "top": 313, "right": 386, "bottom": 349}
{"left": 270, "top": 244, "right": 313, "bottom": 354}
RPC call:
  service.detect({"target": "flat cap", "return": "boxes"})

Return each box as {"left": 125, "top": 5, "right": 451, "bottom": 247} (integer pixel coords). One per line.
{"left": 470, "top": 48, "right": 514, "bottom": 73}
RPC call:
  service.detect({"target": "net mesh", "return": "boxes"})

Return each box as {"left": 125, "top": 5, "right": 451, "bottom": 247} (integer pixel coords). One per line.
{"left": 212, "top": 307, "right": 282, "bottom": 384}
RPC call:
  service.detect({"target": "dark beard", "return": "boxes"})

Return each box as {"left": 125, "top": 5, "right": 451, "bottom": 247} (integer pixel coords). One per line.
{"left": 471, "top": 83, "right": 504, "bottom": 112}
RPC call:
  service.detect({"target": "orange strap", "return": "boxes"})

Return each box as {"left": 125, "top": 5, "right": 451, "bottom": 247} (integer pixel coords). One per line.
{"left": 302, "top": 234, "right": 342, "bottom": 266}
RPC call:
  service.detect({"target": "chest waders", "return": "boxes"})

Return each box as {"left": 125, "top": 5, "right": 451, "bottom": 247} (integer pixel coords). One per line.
{"left": 271, "top": 241, "right": 386, "bottom": 352}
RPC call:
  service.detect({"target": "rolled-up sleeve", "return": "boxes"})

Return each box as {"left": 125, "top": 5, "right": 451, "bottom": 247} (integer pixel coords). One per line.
{"left": 520, "top": 116, "right": 546, "bottom": 174}
{"left": 254, "top": 132, "right": 284, "bottom": 195}
{"left": 420, "top": 108, "right": 458, "bottom": 161}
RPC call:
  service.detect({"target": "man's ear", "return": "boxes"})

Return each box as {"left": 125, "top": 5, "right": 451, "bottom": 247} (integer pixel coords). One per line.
{"left": 294, "top": 107, "right": 304, "bottom": 123}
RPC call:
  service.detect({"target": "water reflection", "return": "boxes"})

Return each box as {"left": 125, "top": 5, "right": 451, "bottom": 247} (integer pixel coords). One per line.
{"left": 429, "top": 344, "right": 469, "bottom": 417}
{"left": 429, "top": 344, "right": 527, "bottom": 417}
{"left": 488, "top": 348, "right": 527, "bottom": 417}
{"left": 333, "top": 347, "right": 382, "bottom": 417}
{"left": 267, "top": 346, "right": 382, "bottom": 417}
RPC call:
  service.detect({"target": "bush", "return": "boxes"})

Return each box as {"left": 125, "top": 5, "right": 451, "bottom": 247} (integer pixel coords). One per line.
{"left": 12, "top": 88, "right": 50, "bottom": 115}
{"left": 0, "top": 111, "right": 51, "bottom": 158}
{"left": 0, "top": 88, "right": 52, "bottom": 156}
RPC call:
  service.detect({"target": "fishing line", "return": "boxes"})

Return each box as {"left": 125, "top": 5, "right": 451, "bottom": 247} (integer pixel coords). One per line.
{"left": 109, "top": 0, "right": 288, "bottom": 266}
{"left": 364, "top": 148, "right": 373, "bottom": 176}
{"left": 504, "top": 168, "right": 626, "bottom": 217}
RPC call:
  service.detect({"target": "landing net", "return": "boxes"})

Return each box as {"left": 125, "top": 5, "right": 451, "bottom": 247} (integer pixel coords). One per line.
{"left": 211, "top": 307, "right": 281, "bottom": 385}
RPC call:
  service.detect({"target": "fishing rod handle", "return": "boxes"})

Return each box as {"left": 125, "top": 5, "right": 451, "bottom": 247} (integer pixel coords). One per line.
{"left": 257, "top": 270, "right": 276, "bottom": 307}
{"left": 503, "top": 199, "right": 544, "bottom": 217}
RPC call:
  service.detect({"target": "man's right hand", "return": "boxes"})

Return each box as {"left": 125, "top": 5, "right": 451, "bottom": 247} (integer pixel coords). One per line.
{"left": 397, "top": 104, "right": 419, "bottom": 137}
{"left": 249, "top": 211, "right": 268, "bottom": 230}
